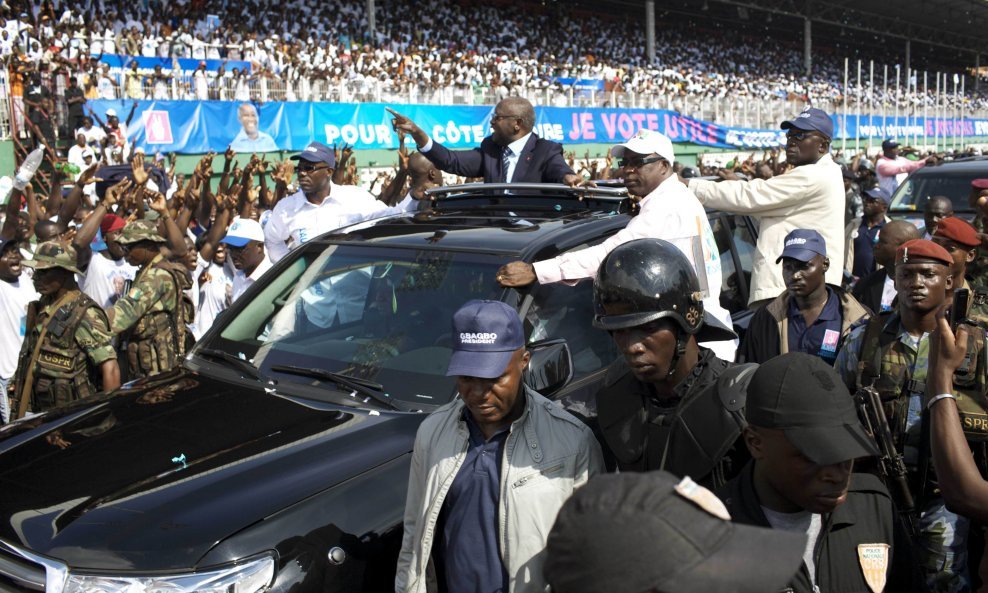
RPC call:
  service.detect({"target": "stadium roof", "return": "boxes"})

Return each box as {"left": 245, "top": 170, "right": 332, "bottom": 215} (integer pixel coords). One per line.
{"left": 587, "top": 0, "right": 985, "bottom": 57}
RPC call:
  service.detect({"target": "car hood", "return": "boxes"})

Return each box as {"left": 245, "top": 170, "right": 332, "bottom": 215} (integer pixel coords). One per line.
{"left": 0, "top": 369, "right": 421, "bottom": 570}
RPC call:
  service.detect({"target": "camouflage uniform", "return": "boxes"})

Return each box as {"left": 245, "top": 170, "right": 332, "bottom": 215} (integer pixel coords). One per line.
{"left": 836, "top": 313, "right": 988, "bottom": 593}
{"left": 11, "top": 242, "right": 116, "bottom": 416}
{"left": 109, "top": 220, "right": 193, "bottom": 379}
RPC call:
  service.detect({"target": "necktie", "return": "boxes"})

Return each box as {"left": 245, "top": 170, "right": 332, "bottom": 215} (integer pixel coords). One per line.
{"left": 502, "top": 147, "right": 513, "bottom": 183}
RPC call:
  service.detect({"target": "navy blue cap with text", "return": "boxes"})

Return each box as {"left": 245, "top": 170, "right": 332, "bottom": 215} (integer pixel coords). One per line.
{"left": 290, "top": 141, "right": 336, "bottom": 167}
{"left": 776, "top": 229, "right": 827, "bottom": 263}
{"left": 882, "top": 139, "right": 900, "bottom": 151}
{"left": 446, "top": 300, "right": 524, "bottom": 379}
{"left": 863, "top": 186, "right": 892, "bottom": 204}
{"left": 780, "top": 107, "right": 833, "bottom": 139}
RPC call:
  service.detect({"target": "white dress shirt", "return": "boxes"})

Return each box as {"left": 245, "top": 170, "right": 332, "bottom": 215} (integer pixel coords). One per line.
{"left": 263, "top": 183, "right": 390, "bottom": 263}
{"left": 532, "top": 175, "right": 736, "bottom": 361}
{"left": 232, "top": 255, "right": 274, "bottom": 302}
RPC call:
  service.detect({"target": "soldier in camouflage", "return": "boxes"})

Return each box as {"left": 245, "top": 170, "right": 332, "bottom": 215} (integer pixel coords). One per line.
{"left": 106, "top": 220, "right": 194, "bottom": 380}
{"left": 11, "top": 241, "right": 120, "bottom": 419}
{"left": 932, "top": 216, "right": 988, "bottom": 327}
{"left": 835, "top": 239, "right": 988, "bottom": 593}
{"left": 968, "top": 179, "right": 988, "bottom": 299}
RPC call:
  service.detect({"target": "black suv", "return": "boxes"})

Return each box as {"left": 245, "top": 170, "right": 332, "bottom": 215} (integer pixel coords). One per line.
{"left": 888, "top": 156, "right": 988, "bottom": 228}
{"left": 0, "top": 184, "right": 758, "bottom": 593}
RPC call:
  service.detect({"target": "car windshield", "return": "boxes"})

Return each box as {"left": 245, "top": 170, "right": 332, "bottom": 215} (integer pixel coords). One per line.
{"left": 199, "top": 243, "right": 509, "bottom": 407}
{"left": 888, "top": 167, "right": 979, "bottom": 214}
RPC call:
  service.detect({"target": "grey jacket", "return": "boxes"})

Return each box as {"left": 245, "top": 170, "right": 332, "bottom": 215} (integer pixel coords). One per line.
{"left": 395, "top": 387, "right": 604, "bottom": 593}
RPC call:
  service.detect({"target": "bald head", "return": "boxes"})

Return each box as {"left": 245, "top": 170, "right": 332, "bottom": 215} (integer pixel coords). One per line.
{"left": 875, "top": 220, "right": 921, "bottom": 269}
{"left": 499, "top": 97, "right": 535, "bottom": 132}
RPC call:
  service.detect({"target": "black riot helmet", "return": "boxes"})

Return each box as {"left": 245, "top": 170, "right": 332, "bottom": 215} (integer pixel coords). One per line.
{"left": 593, "top": 238, "right": 736, "bottom": 343}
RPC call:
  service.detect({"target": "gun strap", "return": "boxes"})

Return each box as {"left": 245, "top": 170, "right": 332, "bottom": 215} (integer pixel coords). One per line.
{"left": 16, "top": 290, "right": 79, "bottom": 420}
{"left": 916, "top": 410, "right": 932, "bottom": 510}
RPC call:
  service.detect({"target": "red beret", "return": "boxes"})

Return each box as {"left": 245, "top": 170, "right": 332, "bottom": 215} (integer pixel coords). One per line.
{"left": 896, "top": 239, "right": 952, "bottom": 267}
{"left": 100, "top": 214, "right": 126, "bottom": 235}
{"left": 934, "top": 217, "right": 980, "bottom": 248}
{"left": 971, "top": 179, "right": 988, "bottom": 190}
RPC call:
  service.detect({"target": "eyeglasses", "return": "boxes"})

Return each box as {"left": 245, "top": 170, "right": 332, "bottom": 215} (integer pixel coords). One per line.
{"left": 297, "top": 163, "right": 330, "bottom": 173}
{"left": 786, "top": 130, "right": 817, "bottom": 142}
{"left": 490, "top": 113, "right": 518, "bottom": 123}
{"left": 618, "top": 155, "right": 665, "bottom": 170}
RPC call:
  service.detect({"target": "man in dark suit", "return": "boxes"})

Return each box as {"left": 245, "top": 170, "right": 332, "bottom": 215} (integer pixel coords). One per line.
{"left": 387, "top": 98, "right": 584, "bottom": 186}
{"left": 851, "top": 219, "right": 920, "bottom": 314}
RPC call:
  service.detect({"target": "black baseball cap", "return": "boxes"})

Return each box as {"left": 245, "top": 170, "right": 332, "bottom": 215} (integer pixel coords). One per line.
{"left": 882, "top": 139, "right": 900, "bottom": 151}
{"left": 544, "top": 472, "right": 807, "bottom": 593}
{"left": 746, "top": 353, "right": 878, "bottom": 465}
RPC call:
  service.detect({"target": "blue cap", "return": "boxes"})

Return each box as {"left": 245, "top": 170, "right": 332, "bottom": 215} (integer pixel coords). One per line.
{"left": 881, "top": 139, "right": 899, "bottom": 151}
{"left": 91, "top": 229, "right": 107, "bottom": 252}
{"left": 0, "top": 236, "right": 17, "bottom": 255}
{"left": 446, "top": 300, "right": 525, "bottom": 379}
{"left": 777, "top": 229, "right": 827, "bottom": 263}
{"left": 863, "top": 186, "right": 892, "bottom": 204}
{"left": 780, "top": 108, "right": 833, "bottom": 139}
{"left": 290, "top": 141, "right": 336, "bottom": 167}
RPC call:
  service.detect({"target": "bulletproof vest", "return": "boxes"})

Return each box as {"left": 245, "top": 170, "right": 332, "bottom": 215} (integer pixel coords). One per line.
{"left": 127, "top": 259, "right": 194, "bottom": 379}
{"left": 25, "top": 292, "right": 105, "bottom": 411}
{"left": 596, "top": 353, "right": 755, "bottom": 489}
{"left": 858, "top": 313, "right": 988, "bottom": 443}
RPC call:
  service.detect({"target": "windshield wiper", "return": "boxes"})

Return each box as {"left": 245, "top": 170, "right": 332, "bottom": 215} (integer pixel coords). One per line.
{"left": 270, "top": 365, "right": 399, "bottom": 410}
{"left": 196, "top": 348, "right": 269, "bottom": 383}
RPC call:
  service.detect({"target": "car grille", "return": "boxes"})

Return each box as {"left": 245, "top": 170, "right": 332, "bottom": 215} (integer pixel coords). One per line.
{"left": 0, "top": 540, "right": 61, "bottom": 593}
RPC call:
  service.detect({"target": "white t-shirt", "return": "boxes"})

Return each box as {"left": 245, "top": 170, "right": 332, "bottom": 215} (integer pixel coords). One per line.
{"left": 80, "top": 252, "right": 139, "bottom": 308}
{"left": 0, "top": 273, "right": 39, "bottom": 378}
{"left": 193, "top": 259, "right": 234, "bottom": 339}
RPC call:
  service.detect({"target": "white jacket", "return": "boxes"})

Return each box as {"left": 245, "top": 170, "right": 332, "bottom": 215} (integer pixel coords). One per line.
{"left": 689, "top": 153, "right": 845, "bottom": 303}
{"left": 395, "top": 388, "right": 604, "bottom": 593}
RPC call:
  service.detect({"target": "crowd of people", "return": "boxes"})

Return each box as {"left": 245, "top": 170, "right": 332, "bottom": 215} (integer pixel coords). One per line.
{"left": 4, "top": 88, "right": 988, "bottom": 591}
{"left": 2, "top": 0, "right": 987, "bottom": 115}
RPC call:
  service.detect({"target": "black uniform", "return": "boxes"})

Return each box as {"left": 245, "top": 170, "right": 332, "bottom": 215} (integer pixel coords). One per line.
{"left": 595, "top": 348, "right": 754, "bottom": 489}
{"left": 718, "top": 463, "right": 914, "bottom": 593}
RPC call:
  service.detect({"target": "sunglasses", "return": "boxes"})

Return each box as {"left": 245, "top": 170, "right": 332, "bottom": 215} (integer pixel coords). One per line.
{"left": 297, "top": 163, "right": 330, "bottom": 173}
{"left": 490, "top": 114, "right": 518, "bottom": 123}
{"left": 618, "top": 155, "right": 665, "bottom": 170}
{"left": 786, "top": 130, "right": 818, "bottom": 142}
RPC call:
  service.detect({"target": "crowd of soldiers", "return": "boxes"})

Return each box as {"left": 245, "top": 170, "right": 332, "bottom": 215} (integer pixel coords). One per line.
{"left": 3, "top": 96, "right": 988, "bottom": 592}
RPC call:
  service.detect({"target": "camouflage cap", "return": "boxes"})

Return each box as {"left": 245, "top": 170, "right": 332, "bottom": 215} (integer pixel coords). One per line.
{"left": 20, "top": 241, "right": 82, "bottom": 274}
{"left": 116, "top": 219, "right": 166, "bottom": 244}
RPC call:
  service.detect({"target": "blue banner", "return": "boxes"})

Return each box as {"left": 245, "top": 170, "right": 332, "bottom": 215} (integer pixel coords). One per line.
{"left": 97, "top": 54, "right": 252, "bottom": 75}
{"left": 834, "top": 113, "right": 988, "bottom": 140}
{"left": 85, "top": 99, "right": 988, "bottom": 154}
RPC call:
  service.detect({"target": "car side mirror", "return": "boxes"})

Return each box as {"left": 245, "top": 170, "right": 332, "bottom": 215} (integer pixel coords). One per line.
{"left": 524, "top": 339, "right": 573, "bottom": 397}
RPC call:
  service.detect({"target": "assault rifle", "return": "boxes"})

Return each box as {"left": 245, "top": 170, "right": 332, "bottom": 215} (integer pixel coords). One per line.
{"left": 855, "top": 384, "right": 918, "bottom": 539}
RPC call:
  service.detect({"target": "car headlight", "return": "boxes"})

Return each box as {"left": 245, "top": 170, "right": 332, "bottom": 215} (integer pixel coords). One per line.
{"left": 62, "top": 554, "right": 275, "bottom": 593}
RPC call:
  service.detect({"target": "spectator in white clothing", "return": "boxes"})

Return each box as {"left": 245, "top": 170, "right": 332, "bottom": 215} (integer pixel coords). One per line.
{"left": 223, "top": 218, "right": 273, "bottom": 302}
{"left": 686, "top": 108, "right": 846, "bottom": 306}
{"left": 263, "top": 141, "right": 389, "bottom": 263}
{"left": 497, "top": 130, "right": 736, "bottom": 361}
{"left": 0, "top": 238, "right": 39, "bottom": 423}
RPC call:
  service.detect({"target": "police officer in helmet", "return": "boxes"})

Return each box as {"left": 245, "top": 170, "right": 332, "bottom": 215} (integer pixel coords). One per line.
{"left": 592, "top": 238, "right": 754, "bottom": 487}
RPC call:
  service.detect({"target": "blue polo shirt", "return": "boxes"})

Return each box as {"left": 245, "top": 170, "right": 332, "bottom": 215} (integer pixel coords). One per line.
{"left": 438, "top": 409, "right": 510, "bottom": 593}
{"left": 786, "top": 286, "right": 844, "bottom": 363}
{"left": 852, "top": 220, "right": 884, "bottom": 278}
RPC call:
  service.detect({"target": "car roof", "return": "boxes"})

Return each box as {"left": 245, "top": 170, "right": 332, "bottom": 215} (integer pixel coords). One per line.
{"left": 311, "top": 183, "right": 634, "bottom": 260}
{"left": 911, "top": 156, "right": 988, "bottom": 174}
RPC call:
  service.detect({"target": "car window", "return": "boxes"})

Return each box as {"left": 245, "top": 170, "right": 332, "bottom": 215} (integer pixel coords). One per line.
{"left": 709, "top": 214, "right": 755, "bottom": 315}
{"left": 889, "top": 169, "right": 981, "bottom": 213}
{"left": 208, "top": 244, "right": 508, "bottom": 406}
{"left": 524, "top": 279, "right": 618, "bottom": 383}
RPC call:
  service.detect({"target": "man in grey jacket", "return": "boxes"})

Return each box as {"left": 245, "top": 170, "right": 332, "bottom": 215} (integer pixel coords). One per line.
{"left": 396, "top": 299, "right": 604, "bottom": 593}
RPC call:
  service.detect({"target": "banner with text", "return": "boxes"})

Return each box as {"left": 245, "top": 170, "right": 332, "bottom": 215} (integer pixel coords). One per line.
{"left": 835, "top": 113, "right": 988, "bottom": 140}
{"left": 87, "top": 99, "right": 988, "bottom": 154}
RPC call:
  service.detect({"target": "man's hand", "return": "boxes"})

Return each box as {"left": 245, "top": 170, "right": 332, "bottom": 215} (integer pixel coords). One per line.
{"left": 717, "top": 168, "right": 739, "bottom": 181}
{"left": 386, "top": 107, "right": 429, "bottom": 147}
{"left": 224, "top": 145, "right": 236, "bottom": 170}
{"left": 146, "top": 189, "right": 168, "bottom": 215}
{"left": 103, "top": 178, "right": 132, "bottom": 208}
{"left": 496, "top": 261, "right": 537, "bottom": 287}
{"left": 562, "top": 173, "right": 595, "bottom": 189}
{"left": 76, "top": 162, "right": 101, "bottom": 187}
{"left": 927, "top": 311, "right": 971, "bottom": 402}
{"left": 130, "top": 153, "right": 149, "bottom": 186}
{"left": 273, "top": 160, "right": 295, "bottom": 186}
